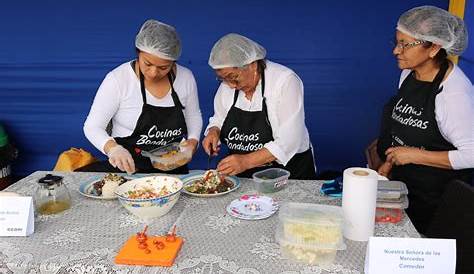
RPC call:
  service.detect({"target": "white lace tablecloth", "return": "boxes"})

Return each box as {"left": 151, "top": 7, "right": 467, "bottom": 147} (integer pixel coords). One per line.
{"left": 1, "top": 171, "right": 419, "bottom": 274}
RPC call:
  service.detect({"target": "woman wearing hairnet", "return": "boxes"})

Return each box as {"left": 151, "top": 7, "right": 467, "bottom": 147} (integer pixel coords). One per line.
{"left": 82, "top": 19, "right": 202, "bottom": 174}
{"left": 202, "top": 34, "right": 317, "bottom": 179}
{"left": 377, "top": 6, "right": 474, "bottom": 233}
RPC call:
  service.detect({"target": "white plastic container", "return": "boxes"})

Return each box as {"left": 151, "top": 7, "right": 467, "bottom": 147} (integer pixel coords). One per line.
{"left": 253, "top": 168, "right": 290, "bottom": 193}
{"left": 144, "top": 142, "right": 192, "bottom": 171}
{"left": 276, "top": 202, "right": 346, "bottom": 265}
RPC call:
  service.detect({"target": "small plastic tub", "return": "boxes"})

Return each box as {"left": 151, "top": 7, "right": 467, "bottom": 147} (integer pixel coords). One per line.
{"left": 278, "top": 239, "right": 340, "bottom": 266}
{"left": 276, "top": 202, "right": 346, "bottom": 265}
{"left": 252, "top": 168, "right": 290, "bottom": 193}
{"left": 375, "top": 207, "right": 403, "bottom": 223}
{"left": 144, "top": 142, "right": 192, "bottom": 171}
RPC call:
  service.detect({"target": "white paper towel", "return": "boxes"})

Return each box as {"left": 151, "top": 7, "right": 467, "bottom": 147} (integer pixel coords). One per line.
{"left": 342, "top": 167, "right": 378, "bottom": 241}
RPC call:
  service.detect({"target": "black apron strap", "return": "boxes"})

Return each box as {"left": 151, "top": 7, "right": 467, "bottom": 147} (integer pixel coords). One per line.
{"left": 139, "top": 70, "right": 147, "bottom": 104}
{"left": 431, "top": 60, "right": 449, "bottom": 94}
{"left": 260, "top": 71, "right": 271, "bottom": 127}
{"left": 168, "top": 71, "right": 185, "bottom": 110}
{"left": 231, "top": 89, "right": 239, "bottom": 107}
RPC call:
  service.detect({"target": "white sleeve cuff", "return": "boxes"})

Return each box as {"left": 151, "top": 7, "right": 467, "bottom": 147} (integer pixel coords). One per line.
{"left": 187, "top": 134, "right": 200, "bottom": 142}
{"left": 448, "top": 150, "right": 474, "bottom": 170}
{"left": 204, "top": 122, "right": 221, "bottom": 136}
{"left": 264, "top": 142, "right": 290, "bottom": 166}
{"left": 98, "top": 137, "right": 115, "bottom": 156}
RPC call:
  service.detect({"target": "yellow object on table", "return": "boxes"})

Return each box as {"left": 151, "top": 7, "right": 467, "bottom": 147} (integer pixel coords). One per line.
{"left": 53, "top": 148, "right": 97, "bottom": 171}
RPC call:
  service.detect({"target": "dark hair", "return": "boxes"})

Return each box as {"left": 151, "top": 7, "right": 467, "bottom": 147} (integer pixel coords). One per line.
{"left": 423, "top": 42, "right": 448, "bottom": 65}
{"left": 256, "top": 59, "right": 267, "bottom": 74}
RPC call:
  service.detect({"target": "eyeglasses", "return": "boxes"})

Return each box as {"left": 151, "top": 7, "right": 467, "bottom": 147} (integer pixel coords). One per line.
{"left": 391, "top": 39, "right": 426, "bottom": 51}
{"left": 216, "top": 69, "right": 244, "bottom": 86}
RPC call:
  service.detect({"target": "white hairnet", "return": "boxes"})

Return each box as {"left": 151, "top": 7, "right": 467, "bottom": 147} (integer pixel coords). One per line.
{"left": 208, "top": 33, "right": 266, "bottom": 69}
{"left": 397, "top": 5, "right": 468, "bottom": 56}
{"left": 135, "top": 19, "right": 181, "bottom": 60}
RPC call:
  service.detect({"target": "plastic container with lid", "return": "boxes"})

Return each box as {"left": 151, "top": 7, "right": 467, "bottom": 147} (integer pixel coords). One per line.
{"left": 376, "top": 194, "right": 409, "bottom": 209}
{"left": 375, "top": 207, "right": 403, "bottom": 223}
{"left": 377, "top": 180, "right": 408, "bottom": 200}
{"left": 276, "top": 202, "right": 346, "bottom": 265}
{"left": 253, "top": 168, "right": 290, "bottom": 193}
{"left": 141, "top": 141, "right": 192, "bottom": 171}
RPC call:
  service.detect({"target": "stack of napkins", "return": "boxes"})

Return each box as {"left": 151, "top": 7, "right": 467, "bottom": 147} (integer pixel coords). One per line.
{"left": 376, "top": 180, "right": 408, "bottom": 209}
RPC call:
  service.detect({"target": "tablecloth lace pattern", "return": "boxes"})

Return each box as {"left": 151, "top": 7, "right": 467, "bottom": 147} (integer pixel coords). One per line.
{"left": 0, "top": 171, "right": 419, "bottom": 274}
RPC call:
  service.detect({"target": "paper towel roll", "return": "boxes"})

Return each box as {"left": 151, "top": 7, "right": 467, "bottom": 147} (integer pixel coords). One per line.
{"left": 342, "top": 167, "right": 378, "bottom": 241}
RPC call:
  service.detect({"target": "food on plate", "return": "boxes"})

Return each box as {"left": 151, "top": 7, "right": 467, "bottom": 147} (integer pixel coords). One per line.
{"left": 125, "top": 185, "right": 171, "bottom": 199}
{"left": 93, "top": 173, "right": 128, "bottom": 198}
{"left": 184, "top": 170, "right": 234, "bottom": 194}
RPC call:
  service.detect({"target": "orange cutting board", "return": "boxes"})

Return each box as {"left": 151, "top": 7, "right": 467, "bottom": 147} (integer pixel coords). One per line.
{"left": 115, "top": 235, "right": 183, "bottom": 266}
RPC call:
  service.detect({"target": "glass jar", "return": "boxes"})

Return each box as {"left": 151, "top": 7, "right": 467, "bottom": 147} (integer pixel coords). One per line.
{"left": 34, "top": 174, "right": 71, "bottom": 215}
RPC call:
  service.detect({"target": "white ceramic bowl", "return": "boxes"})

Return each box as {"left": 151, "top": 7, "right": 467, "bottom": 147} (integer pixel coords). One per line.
{"left": 114, "top": 176, "right": 183, "bottom": 220}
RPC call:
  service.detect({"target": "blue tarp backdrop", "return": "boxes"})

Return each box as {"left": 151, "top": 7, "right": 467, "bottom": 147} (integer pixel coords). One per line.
{"left": 3, "top": 0, "right": 470, "bottom": 177}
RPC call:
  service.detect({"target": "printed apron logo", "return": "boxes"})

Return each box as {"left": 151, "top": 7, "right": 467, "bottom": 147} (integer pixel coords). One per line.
{"left": 136, "top": 125, "right": 182, "bottom": 145}
{"left": 224, "top": 127, "right": 263, "bottom": 152}
{"left": 392, "top": 98, "right": 429, "bottom": 130}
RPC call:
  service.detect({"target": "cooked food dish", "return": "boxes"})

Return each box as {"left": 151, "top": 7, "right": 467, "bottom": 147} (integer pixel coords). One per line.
{"left": 147, "top": 142, "right": 192, "bottom": 171}
{"left": 125, "top": 185, "right": 171, "bottom": 199}
{"left": 283, "top": 221, "right": 342, "bottom": 245}
{"left": 152, "top": 157, "right": 190, "bottom": 171}
{"left": 93, "top": 173, "right": 128, "bottom": 198}
{"left": 184, "top": 170, "right": 234, "bottom": 194}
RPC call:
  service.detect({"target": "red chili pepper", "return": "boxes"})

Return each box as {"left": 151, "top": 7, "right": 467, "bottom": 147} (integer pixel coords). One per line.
{"left": 155, "top": 241, "right": 165, "bottom": 249}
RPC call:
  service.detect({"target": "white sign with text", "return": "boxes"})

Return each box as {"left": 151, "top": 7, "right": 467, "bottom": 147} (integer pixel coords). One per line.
{"left": 365, "top": 236, "right": 456, "bottom": 274}
{"left": 0, "top": 197, "right": 34, "bottom": 236}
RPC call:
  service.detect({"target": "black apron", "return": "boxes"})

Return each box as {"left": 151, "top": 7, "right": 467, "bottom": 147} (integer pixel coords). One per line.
{"left": 78, "top": 62, "right": 189, "bottom": 174}
{"left": 219, "top": 71, "right": 316, "bottom": 180}
{"left": 379, "top": 61, "right": 473, "bottom": 233}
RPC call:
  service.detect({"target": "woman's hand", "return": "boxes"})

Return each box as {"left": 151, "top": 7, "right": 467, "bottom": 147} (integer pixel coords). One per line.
{"left": 378, "top": 161, "right": 393, "bottom": 177}
{"left": 202, "top": 127, "right": 220, "bottom": 156}
{"left": 217, "top": 154, "right": 250, "bottom": 176}
{"left": 107, "top": 144, "right": 136, "bottom": 174}
{"left": 385, "top": 146, "right": 422, "bottom": 166}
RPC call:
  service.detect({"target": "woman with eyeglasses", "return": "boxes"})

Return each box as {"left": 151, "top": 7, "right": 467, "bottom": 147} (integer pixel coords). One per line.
{"left": 377, "top": 6, "right": 474, "bottom": 233}
{"left": 81, "top": 19, "right": 202, "bottom": 174}
{"left": 202, "top": 33, "right": 317, "bottom": 179}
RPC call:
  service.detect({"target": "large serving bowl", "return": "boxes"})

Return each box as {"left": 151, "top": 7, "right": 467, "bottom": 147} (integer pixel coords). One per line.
{"left": 114, "top": 175, "right": 183, "bottom": 220}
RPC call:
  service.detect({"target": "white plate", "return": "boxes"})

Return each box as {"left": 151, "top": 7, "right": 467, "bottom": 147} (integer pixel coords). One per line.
{"left": 180, "top": 171, "right": 240, "bottom": 198}
{"left": 226, "top": 195, "right": 278, "bottom": 220}
{"left": 78, "top": 175, "right": 139, "bottom": 200}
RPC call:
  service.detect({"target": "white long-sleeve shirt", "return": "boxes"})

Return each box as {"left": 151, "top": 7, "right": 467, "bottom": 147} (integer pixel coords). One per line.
{"left": 205, "top": 60, "right": 312, "bottom": 166}
{"left": 84, "top": 61, "right": 203, "bottom": 155}
{"left": 399, "top": 64, "right": 474, "bottom": 169}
